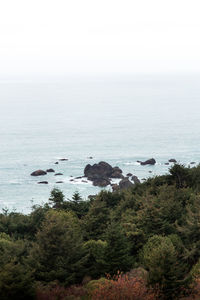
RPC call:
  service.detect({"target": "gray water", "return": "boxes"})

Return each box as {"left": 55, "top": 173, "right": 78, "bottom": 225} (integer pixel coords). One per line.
{"left": 0, "top": 74, "right": 200, "bottom": 213}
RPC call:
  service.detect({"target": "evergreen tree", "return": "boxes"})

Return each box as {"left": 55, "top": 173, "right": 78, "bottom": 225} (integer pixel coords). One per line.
{"left": 28, "top": 210, "right": 86, "bottom": 284}
{"left": 140, "top": 235, "right": 190, "bottom": 299}
{"left": 49, "top": 188, "right": 65, "bottom": 209}
{"left": 103, "top": 222, "right": 133, "bottom": 275}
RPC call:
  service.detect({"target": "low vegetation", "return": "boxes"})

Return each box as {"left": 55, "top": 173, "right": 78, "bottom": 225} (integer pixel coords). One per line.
{"left": 2, "top": 164, "right": 200, "bottom": 299}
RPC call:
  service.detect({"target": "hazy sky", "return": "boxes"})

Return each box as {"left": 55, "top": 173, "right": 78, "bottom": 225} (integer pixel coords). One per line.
{"left": 0, "top": 0, "right": 200, "bottom": 77}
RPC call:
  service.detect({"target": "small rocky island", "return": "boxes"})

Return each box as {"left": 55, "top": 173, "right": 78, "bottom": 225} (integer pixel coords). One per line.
{"left": 84, "top": 161, "right": 140, "bottom": 190}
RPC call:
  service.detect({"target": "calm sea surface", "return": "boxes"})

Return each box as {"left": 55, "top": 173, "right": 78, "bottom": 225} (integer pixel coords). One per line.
{"left": 0, "top": 74, "right": 200, "bottom": 213}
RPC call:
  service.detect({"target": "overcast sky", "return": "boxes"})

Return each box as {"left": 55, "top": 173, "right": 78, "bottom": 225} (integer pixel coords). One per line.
{"left": 0, "top": 0, "right": 200, "bottom": 77}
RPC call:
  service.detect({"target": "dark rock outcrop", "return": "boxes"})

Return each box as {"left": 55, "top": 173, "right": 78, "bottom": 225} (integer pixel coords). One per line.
{"left": 190, "top": 162, "right": 196, "bottom": 165}
{"left": 126, "top": 173, "right": 133, "bottom": 177}
{"left": 38, "top": 181, "right": 48, "bottom": 184}
{"left": 165, "top": 162, "right": 169, "bottom": 165}
{"left": 84, "top": 161, "right": 113, "bottom": 179}
{"left": 110, "top": 166, "right": 123, "bottom": 178}
{"left": 140, "top": 158, "right": 156, "bottom": 165}
{"left": 46, "top": 168, "right": 55, "bottom": 173}
{"left": 131, "top": 175, "right": 140, "bottom": 184}
{"left": 55, "top": 173, "right": 63, "bottom": 176}
{"left": 59, "top": 158, "right": 68, "bottom": 161}
{"left": 56, "top": 181, "right": 63, "bottom": 183}
{"left": 119, "top": 178, "right": 134, "bottom": 190}
{"left": 55, "top": 162, "right": 59, "bottom": 164}
{"left": 111, "top": 184, "right": 119, "bottom": 191}
{"left": 31, "top": 170, "right": 47, "bottom": 176}
{"left": 169, "top": 159, "right": 177, "bottom": 163}
{"left": 93, "top": 177, "right": 111, "bottom": 187}
{"left": 84, "top": 161, "right": 123, "bottom": 187}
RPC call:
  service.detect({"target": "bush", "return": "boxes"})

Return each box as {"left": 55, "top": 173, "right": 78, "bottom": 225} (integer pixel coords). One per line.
{"left": 91, "top": 273, "right": 158, "bottom": 300}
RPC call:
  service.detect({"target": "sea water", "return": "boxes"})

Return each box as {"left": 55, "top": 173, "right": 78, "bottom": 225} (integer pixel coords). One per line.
{"left": 0, "top": 74, "right": 200, "bottom": 213}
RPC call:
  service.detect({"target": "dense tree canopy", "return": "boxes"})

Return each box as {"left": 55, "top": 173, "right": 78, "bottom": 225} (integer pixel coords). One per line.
{"left": 1, "top": 164, "right": 200, "bottom": 299}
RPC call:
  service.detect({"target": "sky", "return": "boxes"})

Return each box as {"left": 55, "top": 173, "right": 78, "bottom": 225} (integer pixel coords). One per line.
{"left": 0, "top": 0, "right": 200, "bottom": 77}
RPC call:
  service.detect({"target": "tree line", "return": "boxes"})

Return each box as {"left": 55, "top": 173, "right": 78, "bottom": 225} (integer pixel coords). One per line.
{"left": 1, "top": 164, "right": 200, "bottom": 299}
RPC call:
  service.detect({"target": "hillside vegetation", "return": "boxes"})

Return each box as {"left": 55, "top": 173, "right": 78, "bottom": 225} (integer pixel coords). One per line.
{"left": 2, "top": 164, "right": 200, "bottom": 299}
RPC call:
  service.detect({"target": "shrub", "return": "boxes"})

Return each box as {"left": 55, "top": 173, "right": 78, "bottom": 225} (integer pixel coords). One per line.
{"left": 91, "top": 273, "right": 158, "bottom": 300}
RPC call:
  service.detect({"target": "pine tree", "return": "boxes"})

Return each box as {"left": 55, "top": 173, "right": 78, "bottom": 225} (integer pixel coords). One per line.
{"left": 28, "top": 210, "right": 86, "bottom": 284}
{"left": 103, "top": 222, "right": 133, "bottom": 275}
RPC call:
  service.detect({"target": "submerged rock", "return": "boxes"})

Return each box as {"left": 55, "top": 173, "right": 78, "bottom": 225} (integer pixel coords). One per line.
{"left": 165, "top": 162, "right": 169, "bottom": 165}
{"left": 126, "top": 173, "right": 133, "bottom": 177}
{"left": 31, "top": 170, "right": 47, "bottom": 176}
{"left": 140, "top": 158, "right": 156, "bottom": 165}
{"left": 190, "top": 162, "right": 196, "bottom": 165}
{"left": 55, "top": 173, "right": 63, "bottom": 176}
{"left": 59, "top": 158, "right": 68, "bottom": 161}
{"left": 46, "top": 168, "right": 55, "bottom": 173}
{"left": 169, "top": 159, "right": 177, "bottom": 163}
{"left": 56, "top": 181, "right": 63, "bottom": 183}
{"left": 38, "top": 181, "right": 48, "bottom": 184}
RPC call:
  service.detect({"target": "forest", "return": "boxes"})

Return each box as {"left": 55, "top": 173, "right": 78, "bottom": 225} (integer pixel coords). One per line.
{"left": 2, "top": 164, "right": 200, "bottom": 299}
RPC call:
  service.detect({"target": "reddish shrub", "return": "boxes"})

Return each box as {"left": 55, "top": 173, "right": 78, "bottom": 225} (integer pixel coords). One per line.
{"left": 91, "top": 272, "right": 159, "bottom": 300}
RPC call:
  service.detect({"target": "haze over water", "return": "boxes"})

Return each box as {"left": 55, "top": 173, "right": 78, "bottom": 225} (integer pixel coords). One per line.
{"left": 1, "top": 74, "right": 200, "bottom": 213}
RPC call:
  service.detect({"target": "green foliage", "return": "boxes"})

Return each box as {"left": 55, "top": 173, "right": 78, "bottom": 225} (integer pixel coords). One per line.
{"left": 140, "top": 235, "right": 190, "bottom": 299}
{"left": 0, "top": 261, "right": 34, "bottom": 300}
{"left": 169, "top": 164, "right": 189, "bottom": 188}
{"left": 83, "top": 199, "right": 110, "bottom": 240}
{"left": 28, "top": 210, "right": 86, "bottom": 284}
{"left": 84, "top": 239, "right": 107, "bottom": 278}
{"left": 103, "top": 222, "right": 133, "bottom": 275}
{"left": 1, "top": 164, "right": 200, "bottom": 298}
{"left": 49, "top": 188, "right": 65, "bottom": 209}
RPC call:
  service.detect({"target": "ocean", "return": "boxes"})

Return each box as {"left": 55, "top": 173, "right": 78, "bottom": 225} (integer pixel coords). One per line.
{"left": 0, "top": 74, "right": 200, "bottom": 213}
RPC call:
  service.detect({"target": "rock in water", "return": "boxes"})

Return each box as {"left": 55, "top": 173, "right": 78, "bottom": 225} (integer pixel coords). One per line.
{"left": 119, "top": 178, "right": 134, "bottom": 190}
{"left": 169, "top": 159, "right": 177, "bottom": 163}
{"left": 55, "top": 173, "right": 63, "bottom": 176}
{"left": 110, "top": 166, "right": 123, "bottom": 178}
{"left": 126, "top": 173, "right": 133, "bottom": 177}
{"left": 140, "top": 158, "right": 156, "bottom": 165}
{"left": 31, "top": 170, "right": 47, "bottom": 176}
{"left": 93, "top": 177, "right": 111, "bottom": 187}
{"left": 84, "top": 161, "right": 125, "bottom": 187}
{"left": 38, "top": 181, "right": 48, "bottom": 184}
{"left": 46, "top": 168, "right": 55, "bottom": 173}
{"left": 84, "top": 161, "right": 113, "bottom": 179}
